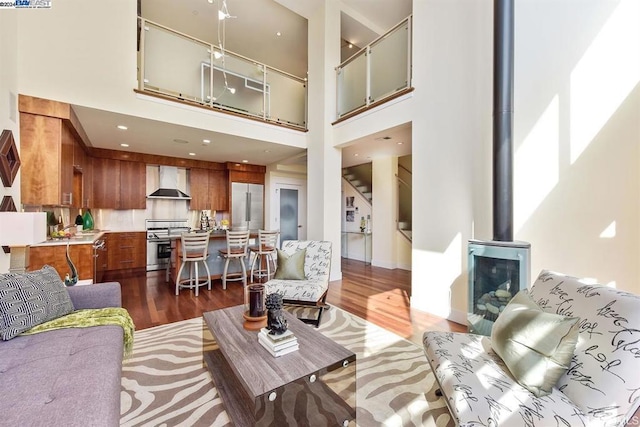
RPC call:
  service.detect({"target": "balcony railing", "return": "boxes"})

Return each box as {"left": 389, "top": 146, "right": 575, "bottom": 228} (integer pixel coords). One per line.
{"left": 138, "top": 18, "right": 307, "bottom": 130}
{"left": 336, "top": 16, "right": 412, "bottom": 119}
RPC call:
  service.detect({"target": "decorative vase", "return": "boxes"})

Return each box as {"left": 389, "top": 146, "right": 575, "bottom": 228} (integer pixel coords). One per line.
{"left": 82, "top": 209, "right": 94, "bottom": 230}
{"left": 242, "top": 284, "right": 267, "bottom": 331}
{"left": 64, "top": 240, "right": 78, "bottom": 286}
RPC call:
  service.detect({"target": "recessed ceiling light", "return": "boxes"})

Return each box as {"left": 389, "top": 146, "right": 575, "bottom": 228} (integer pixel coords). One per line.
{"left": 188, "top": 152, "right": 196, "bottom": 156}
{"left": 276, "top": 31, "right": 281, "bottom": 36}
{"left": 264, "top": 150, "right": 270, "bottom": 153}
{"left": 203, "top": 139, "right": 211, "bottom": 144}
{"left": 207, "top": 0, "right": 213, "bottom": 3}
{"left": 120, "top": 143, "right": 129, "bottom": 147}
{"left": 348, "top": 43, "right": 353, "bottom": 49}
{"left": 354, "top": 153, "right": 359, "bottom": 157}
{"left": 117, "top": 125, "right": 128, "bottom": 130}
{"left": 242, "top": 159, "right": 249, "bottom": 163}
{"left": 397, "top": 142, "right": 403, "bottom": 145}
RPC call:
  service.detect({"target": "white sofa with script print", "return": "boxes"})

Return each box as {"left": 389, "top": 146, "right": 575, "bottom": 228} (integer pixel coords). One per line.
{"left": 423, "top": 270, "right": 640, "bottom": 427}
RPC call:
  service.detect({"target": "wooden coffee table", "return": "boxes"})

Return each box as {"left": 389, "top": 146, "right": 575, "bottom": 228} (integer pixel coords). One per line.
{"left": 203, "top": 305, "right": 356, "bottom": 426}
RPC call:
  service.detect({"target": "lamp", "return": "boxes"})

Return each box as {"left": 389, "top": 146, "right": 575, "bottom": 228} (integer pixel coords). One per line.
{"left": 0, "top": 212, "right": 47, "bottom": 273}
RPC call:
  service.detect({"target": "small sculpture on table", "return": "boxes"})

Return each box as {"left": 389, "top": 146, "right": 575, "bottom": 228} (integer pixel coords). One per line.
{"left": 64, "top": 240, "right": 78, "bottom": 286}
{"left": 265, "top": 293, "right": 288, "bottom": 335}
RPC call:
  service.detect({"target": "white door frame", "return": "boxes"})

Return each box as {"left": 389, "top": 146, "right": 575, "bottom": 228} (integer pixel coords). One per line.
{"left": 270, "top": 177, "right": 307, "bottom": 241}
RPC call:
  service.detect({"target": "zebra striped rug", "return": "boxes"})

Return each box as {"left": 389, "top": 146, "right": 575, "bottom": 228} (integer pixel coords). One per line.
{"left": 120, "top": 306, "right": 453, "bottom": 427}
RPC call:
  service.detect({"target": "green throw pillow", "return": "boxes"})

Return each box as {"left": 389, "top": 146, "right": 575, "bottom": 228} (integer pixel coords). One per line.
{"left": 491, "top": 290, "right": 580, "bottom": 397}
{"left": 274, "top": 248, "right": 306, "bottom": 280}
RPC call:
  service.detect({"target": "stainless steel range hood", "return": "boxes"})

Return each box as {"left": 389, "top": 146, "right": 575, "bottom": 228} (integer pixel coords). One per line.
{"left": 147, "top": 166, "right": 191, "bottom": 200}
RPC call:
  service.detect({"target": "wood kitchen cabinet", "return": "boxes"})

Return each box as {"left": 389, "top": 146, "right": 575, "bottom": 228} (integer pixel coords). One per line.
{"left": 93, "top": 158, "right": 146, "bottom": 209}
{"left": 20, "top": 113, "right": 75, "bottom": 206}
{"left": 29, "top": 244, "right": 94, "bottom": 281}
{"left": 106, "top": 232, "right": 146, "bottom": 271}
{"left": 72, "top": 139, "right": 93, "bottom": 208}
{"left": 189, "top": 168, "right": 209, "bottom": 211}
{"left": 189, "top": 168, "right": 228, "bottom": 211}
{"left": 120, "top": 161, "right": 146, "bottom": 209}
{"left": 210, "top": 170, "right": 229, "bottom": 211}
{"left": 72, "top": 138, "right": 93, "bottom": 208}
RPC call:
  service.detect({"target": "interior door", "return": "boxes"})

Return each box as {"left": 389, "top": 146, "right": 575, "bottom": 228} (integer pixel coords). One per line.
{"left": 280, "top": 188, "right": 298, "bottom": 242}
{"left": 276, "top": 182, "right": 306, "bottom": 243}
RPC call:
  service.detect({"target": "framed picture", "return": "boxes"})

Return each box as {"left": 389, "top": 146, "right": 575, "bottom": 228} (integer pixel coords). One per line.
{"left": 346, "top": 196, "right": 354, "bottom": 208}
{"left": 345, "top": 210, "right": 355, "bottom": 222}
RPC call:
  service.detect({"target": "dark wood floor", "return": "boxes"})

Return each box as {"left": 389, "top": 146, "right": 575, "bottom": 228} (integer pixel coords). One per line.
{"left": 108, "top": 258, "right": 465, "bottom": 346}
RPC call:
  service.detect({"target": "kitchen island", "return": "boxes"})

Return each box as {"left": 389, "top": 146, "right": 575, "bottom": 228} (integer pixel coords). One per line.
{"left": 29, "top": 231, "right": 106, "bottom": 281}
{"left": 171, "top": 230, "right": 258, "bottom": 287}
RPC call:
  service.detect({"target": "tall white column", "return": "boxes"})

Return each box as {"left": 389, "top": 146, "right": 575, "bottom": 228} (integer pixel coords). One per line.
{"left": 371, "top": 157, "right": 397, "bottom": 268}
{"left": 306, "top": 0, "right": 342, "bottom": 280}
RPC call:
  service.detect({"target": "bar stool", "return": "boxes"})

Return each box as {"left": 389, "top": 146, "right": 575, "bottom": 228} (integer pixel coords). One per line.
{"left": 249, "top": 230, "right": 279, "bottom": 283}
{"left": 219, "top": 229, "right": 250, "bottom": 290}
{"left": 175, "top": 231, "right": 211, "bottom": 297}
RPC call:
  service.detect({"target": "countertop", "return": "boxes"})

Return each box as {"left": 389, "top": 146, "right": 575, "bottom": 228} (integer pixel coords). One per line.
{"left": 31, "top": 231, "right": 106, "bottom": 247}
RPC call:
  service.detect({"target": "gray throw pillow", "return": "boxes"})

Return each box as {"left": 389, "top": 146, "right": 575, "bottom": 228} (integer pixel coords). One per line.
{"left": 491, "top": 290, "right": 580, "bottom": 397}
{"left": 0, "top": 265, "right": 75, "bottom": 340}
{"left": 274, "top": 248, "right": 306, "bottom": 280}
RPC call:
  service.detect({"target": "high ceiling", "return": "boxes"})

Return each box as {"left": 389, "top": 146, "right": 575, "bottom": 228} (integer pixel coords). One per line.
{"left": 77, "top": 0, "right": 412, "bottom": 167}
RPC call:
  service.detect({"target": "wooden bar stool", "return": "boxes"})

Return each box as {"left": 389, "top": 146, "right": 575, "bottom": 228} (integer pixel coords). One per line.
{"left": 175, "top": 231, "right": 211, "bottom": 297}
{"left": 249, "top": 230, "right": 279, "bottom": 283}
{"left": 219, "top": 229, "right": 250, "bottom": 290}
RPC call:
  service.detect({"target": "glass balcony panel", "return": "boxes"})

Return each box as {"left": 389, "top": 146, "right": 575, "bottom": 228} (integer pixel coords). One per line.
{"left": 143, "top": 22, "right": 210, "bottom": 103}
{"left": 369, "top": 23, "right": 409, "bottom": 102}
{"left": 266, "top": 69, "right": 306, "bottom": 128}
{"left": 337, "top": 53, "right": 367, "bottom": 117}
{"left": 140, "top": 18, "right": 307, "bottom": 129}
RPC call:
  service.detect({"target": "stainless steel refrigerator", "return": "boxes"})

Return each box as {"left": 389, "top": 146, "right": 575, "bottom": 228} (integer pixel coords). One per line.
{"left": 231, "top": 182, "right": 264, "bottom": 230}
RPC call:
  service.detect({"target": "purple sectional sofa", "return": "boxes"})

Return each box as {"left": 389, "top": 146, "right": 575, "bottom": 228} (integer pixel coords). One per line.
{"left": 0, "top": 282, "right": 124, "bottom": 426}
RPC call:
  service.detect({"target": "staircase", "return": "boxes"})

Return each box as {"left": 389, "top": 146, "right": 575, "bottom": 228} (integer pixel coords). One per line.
{"left": 342, "top": 164, "right": 372, "bottom": 204}
{"left": 342, "top": 160, "right": 412, "bottom": 242}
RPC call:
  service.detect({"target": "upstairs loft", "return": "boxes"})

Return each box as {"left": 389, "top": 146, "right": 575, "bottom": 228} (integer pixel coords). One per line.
{"left": 136, "top": 15, "right": 413, "bottom": 131}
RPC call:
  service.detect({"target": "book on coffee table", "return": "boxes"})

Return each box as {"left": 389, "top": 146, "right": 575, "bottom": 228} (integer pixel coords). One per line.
{"left": 259, "top": 328, "right": 296, "bottom": 344}
{"left": 258, "top": 334, "right": 299, "bottom": 357}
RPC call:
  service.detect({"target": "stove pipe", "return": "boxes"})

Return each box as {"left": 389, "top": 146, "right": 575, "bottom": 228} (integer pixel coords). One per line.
{"left": 493, "top": 0, "right": 514, "bottom": 242}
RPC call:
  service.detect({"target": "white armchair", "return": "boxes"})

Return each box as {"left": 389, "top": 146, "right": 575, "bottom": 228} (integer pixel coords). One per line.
{"left": 264, "top": 240, "right": 332, "bottom": 327}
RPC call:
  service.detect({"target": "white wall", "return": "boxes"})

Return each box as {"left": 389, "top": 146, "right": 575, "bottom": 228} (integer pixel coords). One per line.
{"left": 0, "top": 11, "right": 20, "bottom": 273}
{"left": 396, "top": 231, "right": 411, "bottom": 271}
{"left": 371, "top": 157, "right": 396, "bottom": 268}
{"left": 409, "top": 0, "right": 493, "bottom": 324}
{"left": 513, "top": 0, "right": 640, "bottom": 293}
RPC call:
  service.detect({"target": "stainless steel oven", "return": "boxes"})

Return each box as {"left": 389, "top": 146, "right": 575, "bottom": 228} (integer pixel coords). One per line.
{"left": 147, "top": 239, "right": 171, "bottom": 271}
{"left": 146, "top": 219, "right": 189, "bottom": 272}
